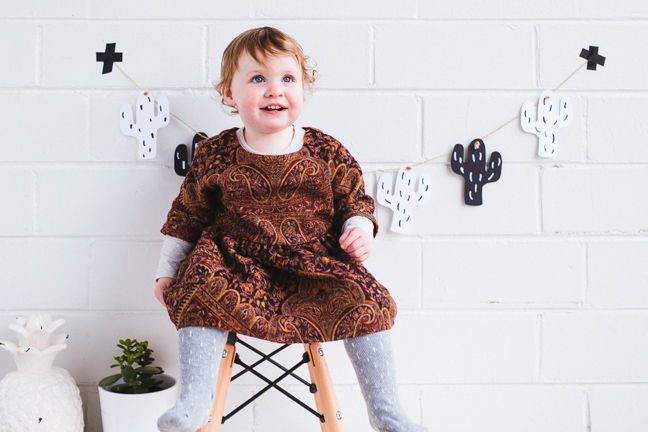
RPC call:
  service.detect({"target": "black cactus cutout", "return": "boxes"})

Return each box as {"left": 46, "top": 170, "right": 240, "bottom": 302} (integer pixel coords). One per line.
{"left": 450, "top": 138, "right": 502, "bottom": 206}
{"left": 174, "top": 132, "right": 207, "bottom": 176}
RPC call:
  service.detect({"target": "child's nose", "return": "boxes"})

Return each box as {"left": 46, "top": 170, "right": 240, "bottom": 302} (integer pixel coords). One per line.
{"left": 265, "top": 80, "right": 284, "bottom": 97}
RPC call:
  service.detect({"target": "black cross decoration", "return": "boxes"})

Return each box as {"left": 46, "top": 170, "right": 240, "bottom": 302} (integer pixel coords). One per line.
{"left": 579, "top": 45, "right": 605, "bottom": 71}
{"left": 96, "top": 43, "right": 123, "bottom": 74}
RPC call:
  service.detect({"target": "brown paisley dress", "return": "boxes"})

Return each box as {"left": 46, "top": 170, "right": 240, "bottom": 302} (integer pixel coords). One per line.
{"left": 161, "top": 127, "right": 397, "bottom": 343}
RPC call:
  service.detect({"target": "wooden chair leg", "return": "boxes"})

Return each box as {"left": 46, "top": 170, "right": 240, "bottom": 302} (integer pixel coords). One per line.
{"left": 305, "top": 343, "right": 346, "bottom": 432}
{"left": 197, "top": 342, "right": 236, "bottom": 432}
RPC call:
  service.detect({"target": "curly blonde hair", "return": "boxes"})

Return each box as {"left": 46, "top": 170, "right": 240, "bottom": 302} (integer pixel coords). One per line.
{"left": 215, "top": 27, "right": 318, "bottom": 110}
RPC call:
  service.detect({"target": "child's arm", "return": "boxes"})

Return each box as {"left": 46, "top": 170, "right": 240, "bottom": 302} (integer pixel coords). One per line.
{"left": 155, "top": 134, "right": 224, "bottom": 305}
{"left": 154, "top": 235, "right": 195, "bottom": 306}
{"left": 161, "top": 135, "right": 222, "bottom": 244}
{"left": 327, "top": 137, "right": 379, "bottom": 255}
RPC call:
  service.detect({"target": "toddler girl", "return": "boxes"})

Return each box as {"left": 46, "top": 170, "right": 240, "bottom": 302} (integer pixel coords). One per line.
{"left": 154, "top": 26, "right": 427, "bottom": 432}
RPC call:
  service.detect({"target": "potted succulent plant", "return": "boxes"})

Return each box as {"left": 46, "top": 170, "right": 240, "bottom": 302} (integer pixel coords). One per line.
{"left": 98, "top": 338, "right": 178, "bottom": 431}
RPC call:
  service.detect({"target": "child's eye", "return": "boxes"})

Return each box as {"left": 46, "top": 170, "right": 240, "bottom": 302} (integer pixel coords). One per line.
{"left": 282, "top": 75, "right": 295, "bottom": 83}
{"left": 251, "top": 75, "right": 264, "bottom": 83}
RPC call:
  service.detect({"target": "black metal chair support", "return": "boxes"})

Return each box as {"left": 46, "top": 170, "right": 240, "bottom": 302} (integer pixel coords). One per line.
{"left": 199, "top": 332, "right": 345, "bottom": 432}
{"left": 221, "top": 334, "right": 324, "bottom": 424}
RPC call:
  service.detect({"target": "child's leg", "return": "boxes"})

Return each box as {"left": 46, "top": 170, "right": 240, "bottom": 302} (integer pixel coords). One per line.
{"left": 158, "top": 326, "right": 228, "bottom": 432}
{"left": 344, "top": 330, "right": 427, "bottom": 432}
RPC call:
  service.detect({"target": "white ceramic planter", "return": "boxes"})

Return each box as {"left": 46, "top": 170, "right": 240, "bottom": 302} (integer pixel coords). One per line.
{"left": 98, "top": 374, "right": 178, "bottom": 432}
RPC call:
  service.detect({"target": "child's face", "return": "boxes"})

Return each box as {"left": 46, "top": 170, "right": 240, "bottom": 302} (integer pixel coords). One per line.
{"left": 223, "top": 52, "right": 304, "bottom": 139}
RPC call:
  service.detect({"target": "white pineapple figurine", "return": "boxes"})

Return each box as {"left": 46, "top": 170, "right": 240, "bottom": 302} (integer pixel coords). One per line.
{"left": 0, "top": 315, "right": 84, "bottom": 431}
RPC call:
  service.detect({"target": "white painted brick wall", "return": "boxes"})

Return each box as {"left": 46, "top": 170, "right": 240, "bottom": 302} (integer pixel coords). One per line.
{"left": 396, "top": 313, "right": 538, "bottom": 384}
{"left": 0, "top": 23, "right": 38, "bottom": 87}
{"left": 37, "top": 166, "right": 180, "bottom": 236}
{"left": 422, "top": 241, "right": 586, "bottom": 306}
{"left": 422, "top": 387, "right": 585, "bottom": 431}
{"left": 588, "top": 96, "right": 648, "bottom": 162}
{"left": 590, "top": 389, "right": 648, "bottom": 431}
{"left": 542, "top": 313, "right": 648, "bottom": 382}
{"left": 300, "top": 93, "right": 420, "bottom": 162}
{"left": 588, "top": 241, "right": 648, "bottom": 308}
{"left": 0, "top": 168, "right": 34, "bottom": 235}
{"left": 1, "top": 2, "right": 647, "bottom": 431}
{"left": 1, "top": 93, "right": 89, "bottom": 161}
{"left": 375, "top": 24, "right": 535, "bottom": 89}
{"left": 543, "top": 167, "right": 648, "bottom": 234}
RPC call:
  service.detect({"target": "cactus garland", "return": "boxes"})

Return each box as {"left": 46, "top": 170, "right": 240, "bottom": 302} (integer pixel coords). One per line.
{"left": 120, "top": 91, "right": 170, "bottom": 159}
{"left": 450, "top": 139, "right": 502, "bottom": 206}
{"left": 376, "top": 166, "right": 432, "bottom": 233}
{"left": 521, "top": 90, "right": 572, "bottom": 157}
{"left": 99, "top": 44, "right": 600, "bottom": 236}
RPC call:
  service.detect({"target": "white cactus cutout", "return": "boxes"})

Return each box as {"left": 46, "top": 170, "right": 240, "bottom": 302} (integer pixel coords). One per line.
{"left": 120, "top": 91, "right": 170, "bottom": 159}
{"left": 377, "top": 166, "right": 432, "bottom": 233}
{"left": 521, "top": 90, "right": 572, "bottom": 158}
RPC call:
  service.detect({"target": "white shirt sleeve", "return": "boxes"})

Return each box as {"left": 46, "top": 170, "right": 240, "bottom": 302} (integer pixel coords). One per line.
{"left": 155, "top": 235, "right": 195, "bottom": 280}
{"left": 342, "top": 216, "right": 375, "bottom": 240}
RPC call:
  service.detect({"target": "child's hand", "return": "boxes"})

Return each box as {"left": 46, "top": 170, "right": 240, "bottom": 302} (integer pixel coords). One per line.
{"left": 154, "top": 277, "right": 174, "bottom": 306}
{"left": 339, "top": 227, "right": 372, "bottom": 262}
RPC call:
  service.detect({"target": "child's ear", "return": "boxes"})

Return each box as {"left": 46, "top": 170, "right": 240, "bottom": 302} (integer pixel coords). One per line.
{"left": 222, "top": 86, "right": 235, "bottom": 107}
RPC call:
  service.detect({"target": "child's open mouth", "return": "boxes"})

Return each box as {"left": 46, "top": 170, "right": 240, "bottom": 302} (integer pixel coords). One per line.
{"left": 262, "top": 105, "right": 286, "bottom": 112}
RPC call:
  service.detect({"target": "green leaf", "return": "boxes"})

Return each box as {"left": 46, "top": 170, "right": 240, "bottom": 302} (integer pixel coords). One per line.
{"left": 98, "top": 373, "right": 122, "bottom": 387}
{"left": 122, "top": 365, "right": 135, "bottom": 380}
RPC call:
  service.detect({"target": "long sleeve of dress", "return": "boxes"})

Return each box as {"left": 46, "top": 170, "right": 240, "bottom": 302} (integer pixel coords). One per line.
{"left": 329, "top": 142, "right": 379, "bottom": 237}
{"left": 161, "top": 136, "right": 223, "bottom": 243}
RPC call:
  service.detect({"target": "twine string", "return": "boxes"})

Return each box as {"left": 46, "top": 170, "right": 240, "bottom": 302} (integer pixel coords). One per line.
{"left": 115, "top": 64, "right": 143, "bottom": 92}
{"left": 554, "top": 61, "right": 587, "bottom": 93}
